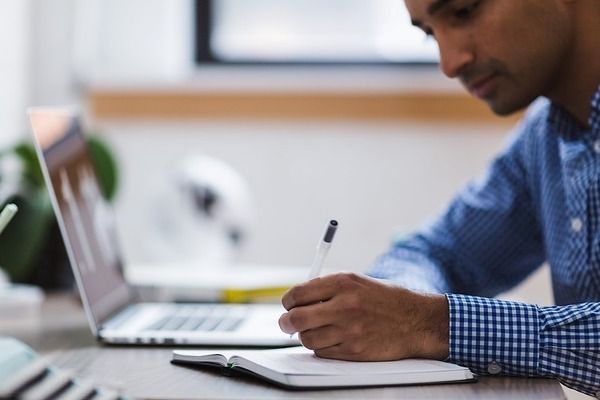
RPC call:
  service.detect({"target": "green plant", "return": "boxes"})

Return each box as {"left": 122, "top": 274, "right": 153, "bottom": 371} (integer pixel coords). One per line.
{"left": 0, "top": 135, "right": 118, "bottom": 284}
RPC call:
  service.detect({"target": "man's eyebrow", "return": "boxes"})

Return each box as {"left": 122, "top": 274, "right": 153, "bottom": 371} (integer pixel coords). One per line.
{"left": 427, "top": 0, "right": 454, "bottom": 16}
{"left": 411, "top": 0, "right": 454, "bottom": 28}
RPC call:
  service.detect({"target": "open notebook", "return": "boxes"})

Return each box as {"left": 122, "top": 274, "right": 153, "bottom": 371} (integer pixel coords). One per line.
{"left": 172, "top": 347, "right": 475, "bottom": 389}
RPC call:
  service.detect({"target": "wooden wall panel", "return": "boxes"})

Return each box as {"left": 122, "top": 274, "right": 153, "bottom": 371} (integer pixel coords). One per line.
{"left": 88, "top": 91, "right": 522, "bottom": 124}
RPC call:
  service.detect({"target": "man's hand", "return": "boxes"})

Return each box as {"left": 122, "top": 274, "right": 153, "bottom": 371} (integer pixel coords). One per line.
{"left": 279, "top": 272, "right": 449, "bottom": 361}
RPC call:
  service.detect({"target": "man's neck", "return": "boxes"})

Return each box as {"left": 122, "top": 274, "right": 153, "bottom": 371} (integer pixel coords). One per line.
{"left": 545, "top": 1, "right": 600, "bottom": 128}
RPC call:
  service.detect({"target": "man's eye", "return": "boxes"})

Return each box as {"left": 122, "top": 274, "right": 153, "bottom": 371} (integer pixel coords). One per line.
{"left": 454, "top": 1, "right": 480, "bottom": 19}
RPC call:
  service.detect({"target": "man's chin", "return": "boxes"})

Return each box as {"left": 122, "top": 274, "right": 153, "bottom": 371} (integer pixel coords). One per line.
{"left": 485, "top": 97, "right": 531, "bottom": 117}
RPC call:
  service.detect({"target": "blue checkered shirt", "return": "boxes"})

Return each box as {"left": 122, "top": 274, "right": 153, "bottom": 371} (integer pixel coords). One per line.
{"left": 369, "top": 85, "right": 600, "bottom": 397}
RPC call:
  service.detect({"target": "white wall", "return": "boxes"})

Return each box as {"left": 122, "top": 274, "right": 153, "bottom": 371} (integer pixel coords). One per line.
{"left": 0, "top": 0, "right": 194, "bottom": 143}
{"left": 71, "top": 0, "right": 194, "bottom": 84}
{"left": 0, "top": 0, "right": 84, "bottom": 149}
{"left": 95, "top": 118, "right": 554, "bottom": 305}
{"left": 29, "top": 0, "right": 80, "bottom": 106}
{"left": 0, "top": 0, "right": 33, "bottom": 148}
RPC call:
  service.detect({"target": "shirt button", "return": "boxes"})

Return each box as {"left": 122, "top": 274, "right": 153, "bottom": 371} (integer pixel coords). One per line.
{"left": 593, "top": 140, "right": 600, "bottom": 154}
{"left": 487, "top": 361, "right": 502, "bottom": 375}
{"left": 571, "top": 218, "right": 583, "bottom": 233}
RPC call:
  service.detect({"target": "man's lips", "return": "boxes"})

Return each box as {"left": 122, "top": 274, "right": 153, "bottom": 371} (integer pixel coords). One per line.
{"left": 466, "top": 73, "right": 498, "bottom": 99}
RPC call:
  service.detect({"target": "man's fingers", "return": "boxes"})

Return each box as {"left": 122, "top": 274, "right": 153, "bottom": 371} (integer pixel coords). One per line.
{"left": 298, "top": 325, "right": 343, "bottom": 350}
{"left": 281, "top": 277, "right": 334, "bottom": 311}
{"left": 281, "top": 272, "right": 365, "bottom": 310}
{"left": 278, "top": 298, "right": 341, "bottom": 334}
{"left": 313, "top": 342, "right": 371, "bottom": 361}
{"left": 313, "top": 343, "right": 356, "bottom": 360}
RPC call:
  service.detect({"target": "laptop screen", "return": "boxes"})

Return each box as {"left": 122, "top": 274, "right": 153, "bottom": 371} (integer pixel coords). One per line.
{"left": 29, "top": 108, "right": 131, "bottom": 328}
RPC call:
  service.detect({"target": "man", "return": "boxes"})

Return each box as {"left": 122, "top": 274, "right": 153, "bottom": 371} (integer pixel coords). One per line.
{"left": 278, "top": 0, "right": 600, "bottom": 396}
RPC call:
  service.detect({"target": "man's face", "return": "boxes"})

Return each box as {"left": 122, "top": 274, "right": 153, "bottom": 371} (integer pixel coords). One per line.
{"left": 404, "top": 0, "right": 573, "bottom": 115}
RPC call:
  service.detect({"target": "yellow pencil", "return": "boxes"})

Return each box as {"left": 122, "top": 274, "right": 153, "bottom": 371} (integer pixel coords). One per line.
{"left": 221, "top": 286, "right": 291, "bottom": 303}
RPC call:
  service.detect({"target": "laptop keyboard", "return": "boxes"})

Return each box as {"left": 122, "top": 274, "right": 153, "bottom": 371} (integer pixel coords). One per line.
{"left": 143, "top": 305, "right": 246, "bottom": 332}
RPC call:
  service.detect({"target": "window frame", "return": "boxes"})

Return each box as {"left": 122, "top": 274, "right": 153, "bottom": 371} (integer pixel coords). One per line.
{"left": 194, "top": 0, "right": 438, "bottom": 67}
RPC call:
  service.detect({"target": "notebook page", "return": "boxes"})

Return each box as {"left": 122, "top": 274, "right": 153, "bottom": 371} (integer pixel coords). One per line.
{"left": 230, "top": 347, "right": 467, "bottom": 376}
{"left": 174, "top": 350, "right": 235, "bottom": 366}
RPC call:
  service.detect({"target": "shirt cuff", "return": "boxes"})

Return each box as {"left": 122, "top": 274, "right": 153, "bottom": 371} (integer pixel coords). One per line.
{"left": 446, "top": 293, "right": 540, "bottom": 376}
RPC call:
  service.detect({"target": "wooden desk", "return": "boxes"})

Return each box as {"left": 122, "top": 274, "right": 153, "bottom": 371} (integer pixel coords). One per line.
{"left": 1, "top": 293, "right": 566, "bottom": 400}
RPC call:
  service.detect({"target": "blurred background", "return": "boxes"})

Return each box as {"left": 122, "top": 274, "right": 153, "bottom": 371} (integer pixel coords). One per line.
{"left": 0, "top": 0, "right": 552, "bottom": 302}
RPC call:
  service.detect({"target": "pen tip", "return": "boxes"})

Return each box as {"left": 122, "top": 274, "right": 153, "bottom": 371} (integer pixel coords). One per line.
{"left": 324, "top": 220, "right": 338, "bottom": 243}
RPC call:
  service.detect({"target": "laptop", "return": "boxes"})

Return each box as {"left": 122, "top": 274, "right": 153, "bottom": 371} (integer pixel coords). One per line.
{"left": 29, "top": 107, "right": 300, "bottom": 347}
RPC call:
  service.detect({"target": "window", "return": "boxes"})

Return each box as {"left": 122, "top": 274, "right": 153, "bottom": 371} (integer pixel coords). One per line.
{"left": 195, "top": 0, "right": 439, "bottom": 65}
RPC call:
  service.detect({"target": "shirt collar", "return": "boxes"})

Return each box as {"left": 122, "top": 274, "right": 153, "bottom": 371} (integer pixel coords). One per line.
{"left": 548, "top": 84, "right": 600, "bottom": 140}
{"left": 589, "top": 84, "right": 600, "bottom": 133}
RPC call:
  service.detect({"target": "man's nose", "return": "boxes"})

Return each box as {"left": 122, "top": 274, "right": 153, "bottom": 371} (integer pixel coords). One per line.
{"left": 437, "top": 35, "right": 474, "bottom": 79}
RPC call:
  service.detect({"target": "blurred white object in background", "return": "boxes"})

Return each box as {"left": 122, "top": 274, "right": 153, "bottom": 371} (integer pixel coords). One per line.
{"left": 145, "top": 155, "right": 255, "bottom": 267}
{"left": 0, "top": 268, "right": 44, "bottom": 331}
{"left": 0, "top": 197, "right": 43, "bottom": 331}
